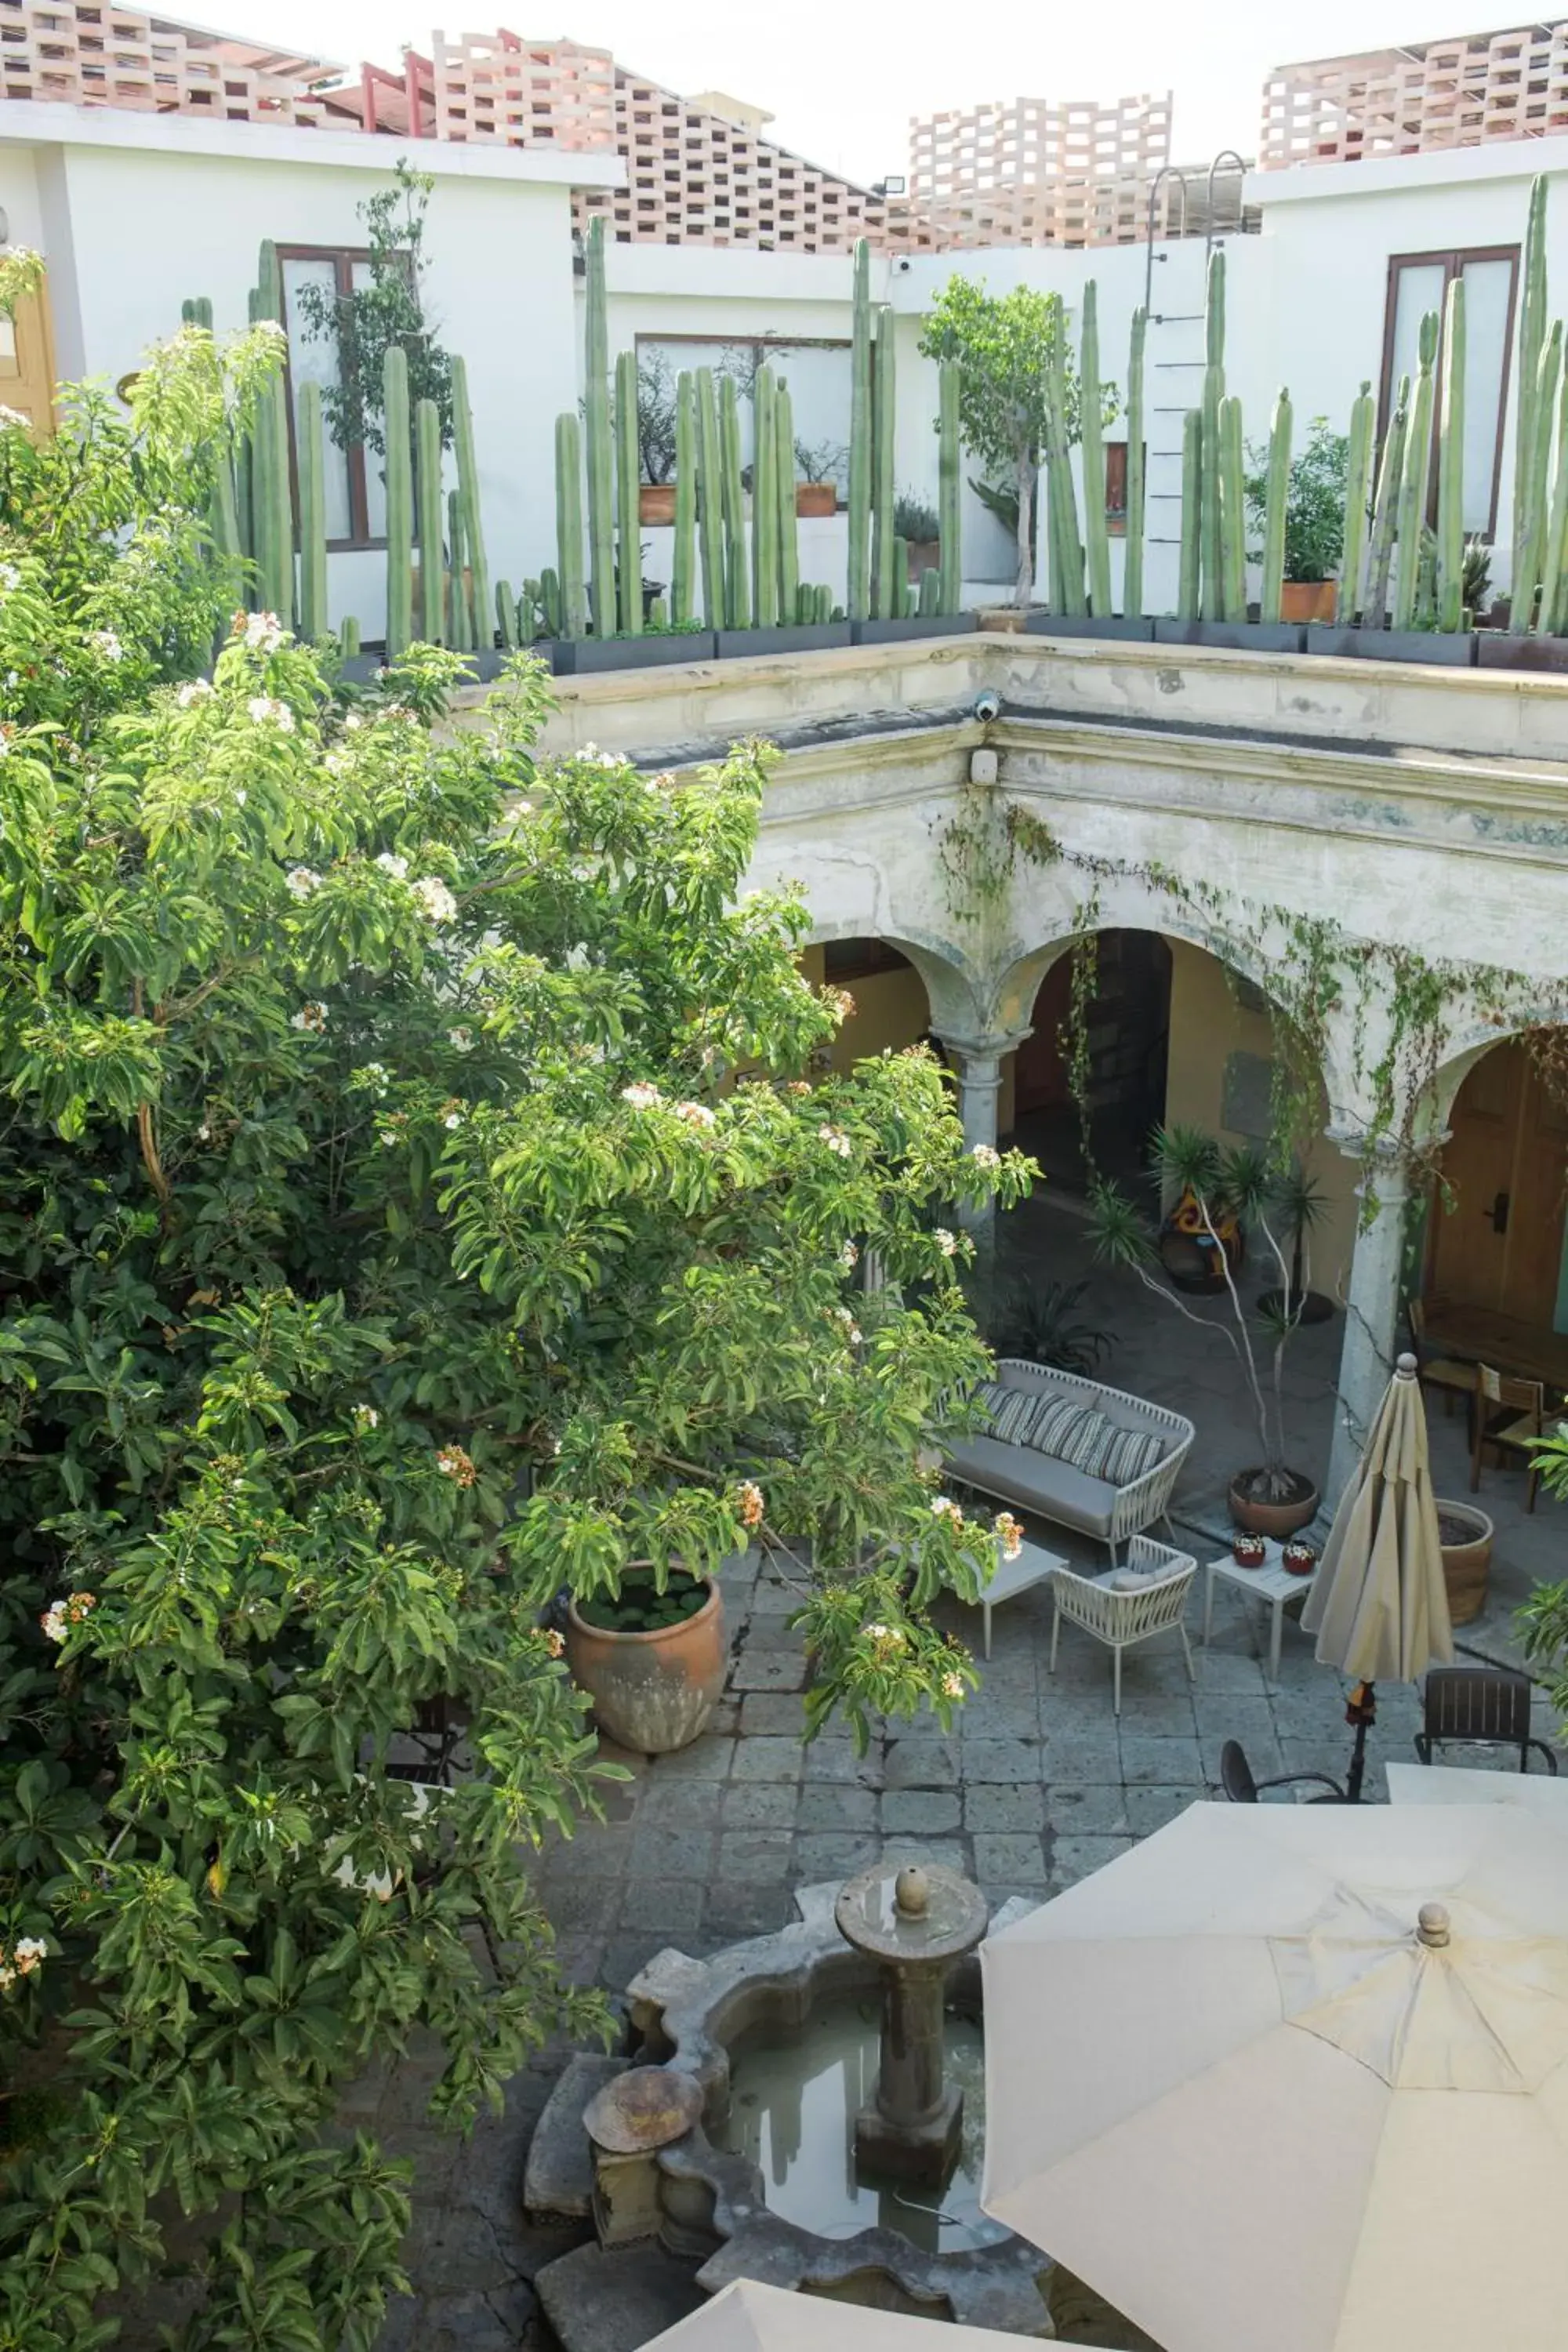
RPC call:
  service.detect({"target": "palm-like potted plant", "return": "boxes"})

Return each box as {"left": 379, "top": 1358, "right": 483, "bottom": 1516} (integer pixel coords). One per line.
{"left": 1091, "top": 1125, "right": 1321, "bottom": 1537}
{"left": 1255, "top": 1163, "right": 1334, "bottom": 1326}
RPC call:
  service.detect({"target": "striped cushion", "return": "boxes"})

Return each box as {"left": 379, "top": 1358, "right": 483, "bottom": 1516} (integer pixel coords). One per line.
{"left": 1059, "top": 1407, "right": 1112, "bottom": 1473}
{"left": 1024, "top": 1395, "right": 1094, "bottom": 1461}
{"left": 982, "top": 1381, "right": 1044, "bottom": 1446}
{"left": 1098, "top": 1425, "right": 1167, "bottom": 1488}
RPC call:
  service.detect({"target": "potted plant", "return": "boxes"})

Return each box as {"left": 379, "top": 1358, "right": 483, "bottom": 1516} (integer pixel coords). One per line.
{"left": 1245, "top": 417, "right": 1348, "bottom": 624}
{"left": 1255, "top": 1163, "right": 1334, "bottom": 1326}
{"left": 793, "top": 438, "right": 845, "bottom": 517}
{"left": 1433, "top": 1499, "right": 1494, "bottom": 1626}
{"left": 895, "top": 488, "right": 942, "bottom": 583}
{"left": 564, "top": 1564, "right": 729, "bottom": 1754}
{"left": 637, "top": 351, "right": 680, "bottom": 526}
{"left": 1091, "top": 1126, "right": 1321, "bottom": 1539}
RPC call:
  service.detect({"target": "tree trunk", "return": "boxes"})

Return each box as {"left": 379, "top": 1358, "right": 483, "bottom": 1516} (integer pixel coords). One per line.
{"left": 1014, "top": 458, "right": 1035, "bottom": 608}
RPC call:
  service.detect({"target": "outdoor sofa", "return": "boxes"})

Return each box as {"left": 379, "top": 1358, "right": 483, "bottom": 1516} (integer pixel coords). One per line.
{"left": 944, "top": 1359, "right": 1195, "bottom": 1564}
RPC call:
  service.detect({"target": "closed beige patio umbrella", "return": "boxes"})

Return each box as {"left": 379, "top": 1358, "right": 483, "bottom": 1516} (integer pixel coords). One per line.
{"left": 1301, "top": 1350, "right": 1453, "bottom": 1798}
{"left": 982, "top": 1801, "right": 1568, "bottom": 2352}
{"left": 639, "top": 2277, "right": 1094, "bottom": 2352}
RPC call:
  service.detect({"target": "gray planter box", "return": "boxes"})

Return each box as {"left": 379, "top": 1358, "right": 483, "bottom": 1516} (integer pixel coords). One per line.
{"left": 570, "top": 633, "right": 717, "bottom": 674}
{"left": 1022, "top": 613, "right": 1156, "bottom": 642}
{"left": 851, "top": 613, "right": 982, "bottom": 645}
{"left": 1473, "top": 631, "right": 1568, "bottom": 674}
{"left": 1305, "top": 626, "right": 1476, "bottom": 666}
{"left": 716, "top": 622, "right": 853, "bottom": 658}
{"left": 1153, "top": 619, "right": 1306, "bottom": 655}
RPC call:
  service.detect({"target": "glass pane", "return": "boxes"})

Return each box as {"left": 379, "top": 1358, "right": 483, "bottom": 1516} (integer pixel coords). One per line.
{"left": 350, "top": 261, "right": 388, "bottom": 537}
{"left": 1458, "top": 256, "right": 1512, "bottom": 535}
{"left": 281, "top": 256, "right": 353, "bottom": 543}
{"left": 1389, "top": 261, "right": 1446, "bottom": 407}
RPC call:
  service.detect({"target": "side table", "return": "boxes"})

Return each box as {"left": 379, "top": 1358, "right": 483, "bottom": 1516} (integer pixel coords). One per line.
{"left": 1202, "top": 1540, "right": 1318, "bottom": 1684}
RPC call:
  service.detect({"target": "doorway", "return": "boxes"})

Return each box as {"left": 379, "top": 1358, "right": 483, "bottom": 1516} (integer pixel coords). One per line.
{"left": 0, "top": 275, "right": 56, "bottom": 438}
{"left": 1426, "top": 1041, "right": 1568, "bottom": 1325}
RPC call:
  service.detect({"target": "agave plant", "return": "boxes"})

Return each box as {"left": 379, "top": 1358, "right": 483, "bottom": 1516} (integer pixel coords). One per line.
{"left": 988, "top": 1274, "right": 1112, "bottom": 1375}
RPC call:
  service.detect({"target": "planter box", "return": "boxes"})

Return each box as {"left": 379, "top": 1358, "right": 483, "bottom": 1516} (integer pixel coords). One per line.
{"left": 1154, "top": 619, "right": 1306, "bottom": 655}
{"left": 1279, "top": 579, "right": 1338, "bottom": 624}
{"left": 716, "top": 622, "right": 853, "bottom": 659}
{"left": 1474, "top": 631, "right": 1568, "bottom": 674}
{"left": 852, "top": 613, "right": 982, "bottom": 645}
{"left": 569, "top": 633, "right": 717, "bottom": 674}
{"left": 795, "top": 483, "right": 837, "bottom": 517}
{"left": 1023, "top": 613, "right": 1156, "bottom": 642}
{"left": 639, "top": 485, "right": 677, "bottom": 526}
{"left": 339, "top": 644, "right": 509, "bottom": 685}
{"left": 1304, "top": 626, "right": 1476, "bottom": 667}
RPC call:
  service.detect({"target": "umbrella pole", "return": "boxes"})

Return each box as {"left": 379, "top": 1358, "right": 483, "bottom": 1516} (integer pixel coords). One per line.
{"left": 1345, "top": 1679, "right": 1376, "bottom": 1803}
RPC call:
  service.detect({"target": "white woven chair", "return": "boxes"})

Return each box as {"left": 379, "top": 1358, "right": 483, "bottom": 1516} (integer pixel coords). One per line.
{"left": 1047, "top": 1538, "right": 1198, "bottom": 1715}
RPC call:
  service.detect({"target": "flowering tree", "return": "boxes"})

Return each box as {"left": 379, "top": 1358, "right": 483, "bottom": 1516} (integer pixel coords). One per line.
{"left": 0, "top": 325, "right": 1031, "bottom": 2348}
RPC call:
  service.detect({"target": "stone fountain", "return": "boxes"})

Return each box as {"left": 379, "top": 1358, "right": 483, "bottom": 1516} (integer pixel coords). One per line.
{"left": 834, "top": 1860, "right": 989, "bottom": 2185}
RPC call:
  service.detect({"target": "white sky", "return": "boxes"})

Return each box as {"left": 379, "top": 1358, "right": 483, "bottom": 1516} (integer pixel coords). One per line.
{"left": 248, "top": 0, "right": 1475, "bottom": 185}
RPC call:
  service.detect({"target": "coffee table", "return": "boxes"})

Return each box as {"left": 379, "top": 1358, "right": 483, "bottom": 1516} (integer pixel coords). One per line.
{"left": 1202, "top": 1538, "right": 1318, "bottom": 1684}
{"left": 978, "top": 1534, "right": 1066, "bottom": 1658}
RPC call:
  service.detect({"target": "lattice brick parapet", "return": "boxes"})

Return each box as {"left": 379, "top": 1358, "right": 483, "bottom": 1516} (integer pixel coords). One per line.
{"left": 909, "top": 91, "right": 1171, "bottom": 203}
{"left": 1261, "top": 21, "right": 1568, "bottom": 167}
{"left": 0, "top": 0, "right": 336, "bottom": 121}
{"left": 429, "top": 30, "right": 613, "bottom": 149}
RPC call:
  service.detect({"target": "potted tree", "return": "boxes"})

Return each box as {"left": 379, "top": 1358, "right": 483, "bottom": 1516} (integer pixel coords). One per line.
{"left": 1255, "top": 1163, "right": 1334, "bottom": 1327}
{"left": 564, "top": 1561, "right": 730, "bottom": 1753}
{"left": 1245, "top": 418, "right": 1348, "bottom": 625}
{"left": 793, "top": 438, "right": 845, "bottom": 517}
{"left": 1092, "top": 1126, "right": 1321, "bottom": 1538}
{"left": 636, "top": 351, "right": 680, "bottom": 526}
{"left": 895, "top": 488, "right": 942, "bottom": 584}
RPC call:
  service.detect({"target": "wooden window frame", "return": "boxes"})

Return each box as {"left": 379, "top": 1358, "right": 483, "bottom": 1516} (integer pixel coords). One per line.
{"left": 278, "top": 242, "right": 385, "bottom": 554}
{"left": 1377, "top": 243, "right": 1519, "bottom": 543}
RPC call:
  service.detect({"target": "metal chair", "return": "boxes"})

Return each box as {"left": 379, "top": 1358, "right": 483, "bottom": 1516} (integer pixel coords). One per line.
{"left": 1406, "top": 1298, "right": 1477, "bottom": 1425}
{"left": 1469, "top": 1364, "right": 1545, "bottom": 1512}
{"left": 1047, "top": 1541, "right": 1196, "bottom": 1716}
{"left": 1218, "top": 1738, "right": 1346, "bottom": 1804}
{"left": 1415, "top": 1667, "right": 1559, "bottom": 1773}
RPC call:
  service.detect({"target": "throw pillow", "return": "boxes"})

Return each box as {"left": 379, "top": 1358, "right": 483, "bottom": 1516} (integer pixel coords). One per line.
{"left": 985, "top": 1382, "right": 1043, "bottom": 1446}
{"left": 1025, "top": 1394, "right": 1092, "bottom": 1461}
{"left": 1059, "top": 1406, "right": 1112, "bottom": 1474}
{"left": 1098, "top": 1425, "right": 1167, "bottom": 1488}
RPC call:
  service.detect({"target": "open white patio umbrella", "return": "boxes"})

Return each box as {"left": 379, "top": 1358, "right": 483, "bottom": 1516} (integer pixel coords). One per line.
{"left": 1301, "top": 1350, "right": 1454, "bottom": 1798}
{"left": 982, "top": 1800, "right": 1568, "bottom": 2352}
{"left": 638, "top": 2277, "right": 1098, "bottom": 2352}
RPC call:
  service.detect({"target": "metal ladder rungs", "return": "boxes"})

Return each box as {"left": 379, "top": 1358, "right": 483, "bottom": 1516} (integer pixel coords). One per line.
{"left": 1147, "top": 491, "right": 1183, "bottom": 499}
{"left": 1148, "top": 536, "right": 1184, "bottom": 546}
{"left": 1155, "top": 360, "right": 1205, "bottom": 368}
{"left": 1152, "top": 313, "right": 1203, "bottom": 324}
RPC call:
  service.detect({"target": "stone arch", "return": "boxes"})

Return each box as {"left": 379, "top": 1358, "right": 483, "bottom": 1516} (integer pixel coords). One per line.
{"left": 1430, "top": 1000, "right": 1568, "bottom": 1131}
{"left": 802, "top": 921, "right": 991, "bottom": 1042}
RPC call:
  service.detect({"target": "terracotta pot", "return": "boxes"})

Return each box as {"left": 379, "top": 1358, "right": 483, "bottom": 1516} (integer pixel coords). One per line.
{"left": 565, "top": 1578, "right": 728, "bottom": 1755}
{"left": 1280, "top": 579, "right": 1337, "bottom": 623}
{"left": 1436, "top": 1500, "right": 1494, "bottom": 1627}
{"left": 906, "top": 538, "right": 940, "bottom": 582}
{"left": 1229, "top": 1472, "right": 1320, "bottom": 1539}
{"left": 639, "top": 485, "right": 678, "bottom": 526}
{"left": 795, "top": 482, "right": 837, "bottom": 517}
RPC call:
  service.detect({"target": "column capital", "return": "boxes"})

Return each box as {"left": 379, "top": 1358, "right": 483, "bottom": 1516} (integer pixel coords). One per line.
{"left": 1323, "top": 1121, "right": 1432, "bottom": 1199}
{"left": 935, "top": 1028, "right": 1033, "bottom": 1078}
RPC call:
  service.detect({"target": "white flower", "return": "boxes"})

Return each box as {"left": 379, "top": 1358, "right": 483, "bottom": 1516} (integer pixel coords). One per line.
{"left": 934, "top": 1226, "right": 958, "bottom": 1257}
{"left": 234, "top": 789, "right": 247, "bottom": 806}
{"left": 673, "top": 1100, "right": 716, "bottom": 1130}
{"left": 411, "top": 876, "right": 456, "bottom": 924}
{"left": 564, "top": 943, "right": 591, "bottom": 973}
{"left": 817, "top": 1123, "right": 852, "bottom": 1159}
{"left": 284, "top": 866, "right": 321, "bottom": 899}
{"left": 930, "top": 1494, "right": 964, "bottom": 1526}
{"left": 247, "top": 695, "right": 295, "bottom": 731}
{"left": 834, "top": 1305, "right": 863, "bottom": 1345}
{"left": 289, "top": 1002, "right": 328, "bottom": 1033}
{"left": 343, "top": 713, "right": 363, "bottom": 731}
{"left": 92, "top": 630, "right": 124, "bottom": 662}
{"left": 971, "top": 1142, "right": 1001, "bottom": 1169}
{"left": 583, "top": 741, "right": 598, "bottom": 757}
{"left": 176, "top": 679, "right": 212, "bottom": 707}
{"left": 358, "top": 1062, "right": 390, "bottom": 1094}
{"left": 375, "top": 851, "right": 408, "bottom": 880}
{"left": 941, "top": 1671, "right": 965, "bottom": 1699}
{"left": 324, "top": 751, "right": 348, "bottom": 775}
{"left": 994, "top": 1510, "right": 1025, "bottom": 1561}
{"left": 198, "top": 1122, "right": 212, "bottom": 1142}
{"left": 622, "top": 1081, "right": 662, "bottom": 1109}
{"left": 839, "top": 1241, "right": 858, "bottom": 1271}
{"left": 13, "top": 1936, "right": 45, "bottom": 1973}
{"left": 354, "top": 1406, "right": 379, "bottom": 1430}
{"left": 443, "top": 1110, "right": 463, "bottom": 1131}
{"left": 243, "top": 611, "right": 285, "bottom": 653}
{"left": 736, "top": 1479, "right": 765, "bottom": 1529}
{"left": 0, "top": 561, "right": 20, "bottom": 593}
{"left": 448, "top": 1026, "right": 475, "bottom": 1054}
{"left": 39, "top": 1602, "right": 67, "bottom": 1643}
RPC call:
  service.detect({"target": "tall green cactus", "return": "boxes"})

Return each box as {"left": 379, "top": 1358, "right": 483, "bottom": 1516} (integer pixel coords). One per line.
{"left": 719, "top": 373, "right": 750, "bottom": 630}
{"left": 848, "top": 238, "right": 873, "bottom": 622}
{"left": 339, "top": 616, "right": 360, "bottom": 658}
{"left": 584, "top": 216, "right": 615, "bottom": 638}
{"left": 446, "top": 488, "right": 468, "bottom": 648}
{"left": 615, "top": 350, "right": 641, "bottom": 636}
{"left": 1178, "top": 409, "right": 1202, "bottom": 619}
{"left": 495, "top": 580, "right": 519, "bottom": 650}
{"left": 1123, "top": 307, "right": 1146, "bottom": 619}
{"left": 1535, "top": 355, "right": 1568, "bottom": 636}
{"left": 1436, "top": 275, "right": 1467, "bottom": 632}
{"left": 1338, "top": 380, "right": 1376, "bottom": 626}
{"left": 672, "top": 372, "right": 697, "bottom": 629}
{"left": 1218, "top": 395, "right": 1247, "bottom": 622}
{"left": 775, "top": 377, "right": 800, "bottom": 622}
{"left": 695, "top": 367, "right": 725, "bottom": 629}
{"left": 1044, "top": 296, "right": 1084, "bottom": 615}
{"left": 1512, "top": 175, "right": 1549, "bottom": 603}
{"left": 938, "top": 359, "right": 961, "bottom": 616}
{"left": 451, "top": 356, "right": 490, "bottom": 651}
{"left": 753, "top": 365, "right": 779, "bottom": 628}
{"left": 1394, "top": 312, "right": 1438, "bottom": 631}
{"left": 1079, "top": 281, "right": 1112, "bottom": 617}
{"left": 1200, "top": 250, "right": 1226, "bottom": 622}
{"left": 383, "top": 347, "right": 412, "bottom": 657}
{"left": 416, "top": 397, "right": 444, "bottom": 644}
{"left": 1258, "top": 388, "right": 1292, "bottom": 626}
{"left": 1519, "top": 321, "right": 1563, "bottom": 632}
{"left": 296, "top": 379, "right": 328, "bottom": 642}
{"left": 872, "top": 305, "right": 897, "bottom": 619}
{"left": 554, "top": 412, "right": 587, "bottom": 640}
{"left": 1365, "top": 378, "right": 1410, "bottom": 631}
{"left": 918, "top": 565, "right": 942, "bottom": 616}
{"left": 252, "top": 243, "right": 294, "bottom": 629}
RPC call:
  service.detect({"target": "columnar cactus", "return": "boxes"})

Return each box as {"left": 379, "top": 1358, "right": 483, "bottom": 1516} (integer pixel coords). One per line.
{"left": 1043, "top": 297, "right": 1084, "bottom": 615}
{"left": 495, "top": 580, "right": 519, "bottom": 650}
{"left": 873, "top": 305, "right": 897, "bottom": 620}
{"left": 584, "top": 216, "right": 615, "bottom": 638}
{"left": 848, "top": 238, "right": 873, "bottom": 622}
{"left": 1338, "top": 380, "right": 1376, "bottom": 626}
{"left": 539, "top": 568, "right": 564, "bottom": 638}
{"left": 416, "top": 396, "right": 444, "bottom": 644}
{"left": 554, "top": 412, "right": 587, "bottom": 641}
{"left": 1512, "top": 176, "right": 1549, "bottom": 603}
{"left": 938, "top": 359, "right": 961, "bottom": 616}
{"left": 1522, "top": 323, "right": 1563, "bottom": 632}
{"left": 1218, "top": 394, "right": 1247, "bottom": 622}
{"left": 1200, "top": 250, "right": 1226, "bottom": 622}
{"left": 695, "top": 367, "right": 725, "bottom": 629}
{"left": 1365, "top": 377, "right": 1410, "bottom": 631}
{"left": 753, "top": 364, "right": 779, "bottom": 628}
{"left": 615, "top": 350, "right": 641, "bottom": 636}
{"left": 1436, "top": 276, "right": 1467, "bottom": 632}
{"left": 918, "top": 564, "right": 942, "bottom": 615}
{"left": 719, "top": 373, "right": 750, "bottom": 630}
{"left": 446, "top": 489, "right": 470, "bottom": 648}
{"left": 775, "top": 377, "right": 800, "bottom": 622}
{"left": 1123, "top": 307, "right": 1146, "bottom": 619}
{"left": 1394, "top": 313, "right": 1439, "bottom": 631}
{"left": 382, "top": 347, "right": 413, "bottom": 657}
{"left": 1258, "top": 388, "right": 1292, "bottom": 626}
{"left": 1178, "top": 410, "right": 1202, "bottom": 619}
{"left": 254, "top": 243, "right": 295, "bottom": 630}
{"left": 296, "top": 379, "right": 328, "bottom": 642}
{"left": 451, "top": 356, "right": 490, "bottom": 651}
{"left": 1535, "top": 354, "right": 1568, "bottom": 636}
{"left": 1079, "top": 281, "right": 1112, "bottom": 617}
{"left": 672, "top": 372, "right": 697, "bottom": 629}
{"left": 339, "top": 616, "right": 360, "bottom": 657}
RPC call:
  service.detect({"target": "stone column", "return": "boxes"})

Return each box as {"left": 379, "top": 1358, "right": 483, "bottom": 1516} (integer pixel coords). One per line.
{"left": 1326, "top": 1135, "right": 1413, "bottom": 1511}
{"left": 938, "top": 1030, "right": 1029, "bottom": 1236}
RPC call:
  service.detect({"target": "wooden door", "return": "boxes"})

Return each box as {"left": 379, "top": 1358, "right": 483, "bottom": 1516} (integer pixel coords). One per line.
{"left": 0, "top": 280, "right": 56, "bottom": 439}
{"left": 1428, "top": 1042, "right": 1568, "bottom": 1322}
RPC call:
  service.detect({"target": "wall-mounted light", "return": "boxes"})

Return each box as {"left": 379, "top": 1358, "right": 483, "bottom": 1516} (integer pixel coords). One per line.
{"left": 869, "top": 175, "right": 906, "bottom": 201}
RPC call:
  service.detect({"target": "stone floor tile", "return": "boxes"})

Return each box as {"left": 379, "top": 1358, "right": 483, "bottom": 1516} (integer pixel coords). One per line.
{"left": 717, "top": 1831, "right": 795, "bottom": 1881}
{"left": 1117, "top": 1734, "right": 1206, "bottom": 1787}
{"left": 1123, "top": 1784, "right": 1202, "bottom": 1836}
{"left": 878, "top": 1838, "right": 972, "bottom": 1877}
{"left": 619, "top": 1879, "right": 706, "bottom": 1936}
{"left": 971, "top": 1832, "right": 1050, "bottom": 1886}
{"left": 739, "top": 1692, "right": 811, "bottom": 1736}
{"left": 1049, "top": 1833, "right": 1134, "bottom": 1887}
{"left": 626, "top": 1827, "right": 717, "bottom": 1880}
{"left": 636, "top": 1779, "right": 724, "bottom": 1828}
{"left": 797, "top": 1783, "right": 877, "bottom": 1831}
{"left": 729, "top": 1649, "right": 807, "bottom": 1693}
{"left": 962, "top": 1737, "right": 1047, "bottom": 1783}
{"left": 1045, "top": 1784, "right": 1132, "bottom": 1835}
{"left": 729, "top": 1736, "right": 805, "bottom": 1782}
{"left": 880, "top": 1789, "right": 961, "bottom": 1835}
{"left": 720, "top": 1781, "right": 800, "bottom": 1830}
{"left": 1113, "top": 1691, "right": 1200, "bottom": 1736}
{"left": 883, "top": 1737, "right": 959, "bottom": 1788}
{"left": 964, "top": 1782, "right": 1046, "bottom": 1832}
{"left": 1040, "top": 1730, "right": 1126, "bottom": 1784}
{"left": 649, "top": 1737, "right": 737, "bottom": 1781}
{"left": 957, "top": 1693, "right": 1042, "bottom": 1740}
{"left": 703, "top": 1888, "right": 797, "bottom": 1942}
{"left": 793, "top": 1832, "right": 880, "bottom": 1879}
{"left": 538, "top": 1876, "right": 619, "bottom": 1933}
{"left": 798, "top": 1740, "right": 883, "bottom": 1787}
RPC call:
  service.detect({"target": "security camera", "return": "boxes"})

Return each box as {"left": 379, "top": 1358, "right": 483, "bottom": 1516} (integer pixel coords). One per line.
{"left": 898, "top": 257, "right": 912, "bottom": 273}
{"left": 973, "top": 689, "right": 1001, "bottom": 724}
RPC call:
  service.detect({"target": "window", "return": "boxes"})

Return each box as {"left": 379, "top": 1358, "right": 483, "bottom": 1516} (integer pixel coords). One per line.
{"left": 634, "top": 332, "right": 853, "bottom": 495}
{"left": 278, "top": 246, "right": 389, "bottom": 550}
{"left": 1380, "top": 245, "right": 1519, "bottom": 539}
